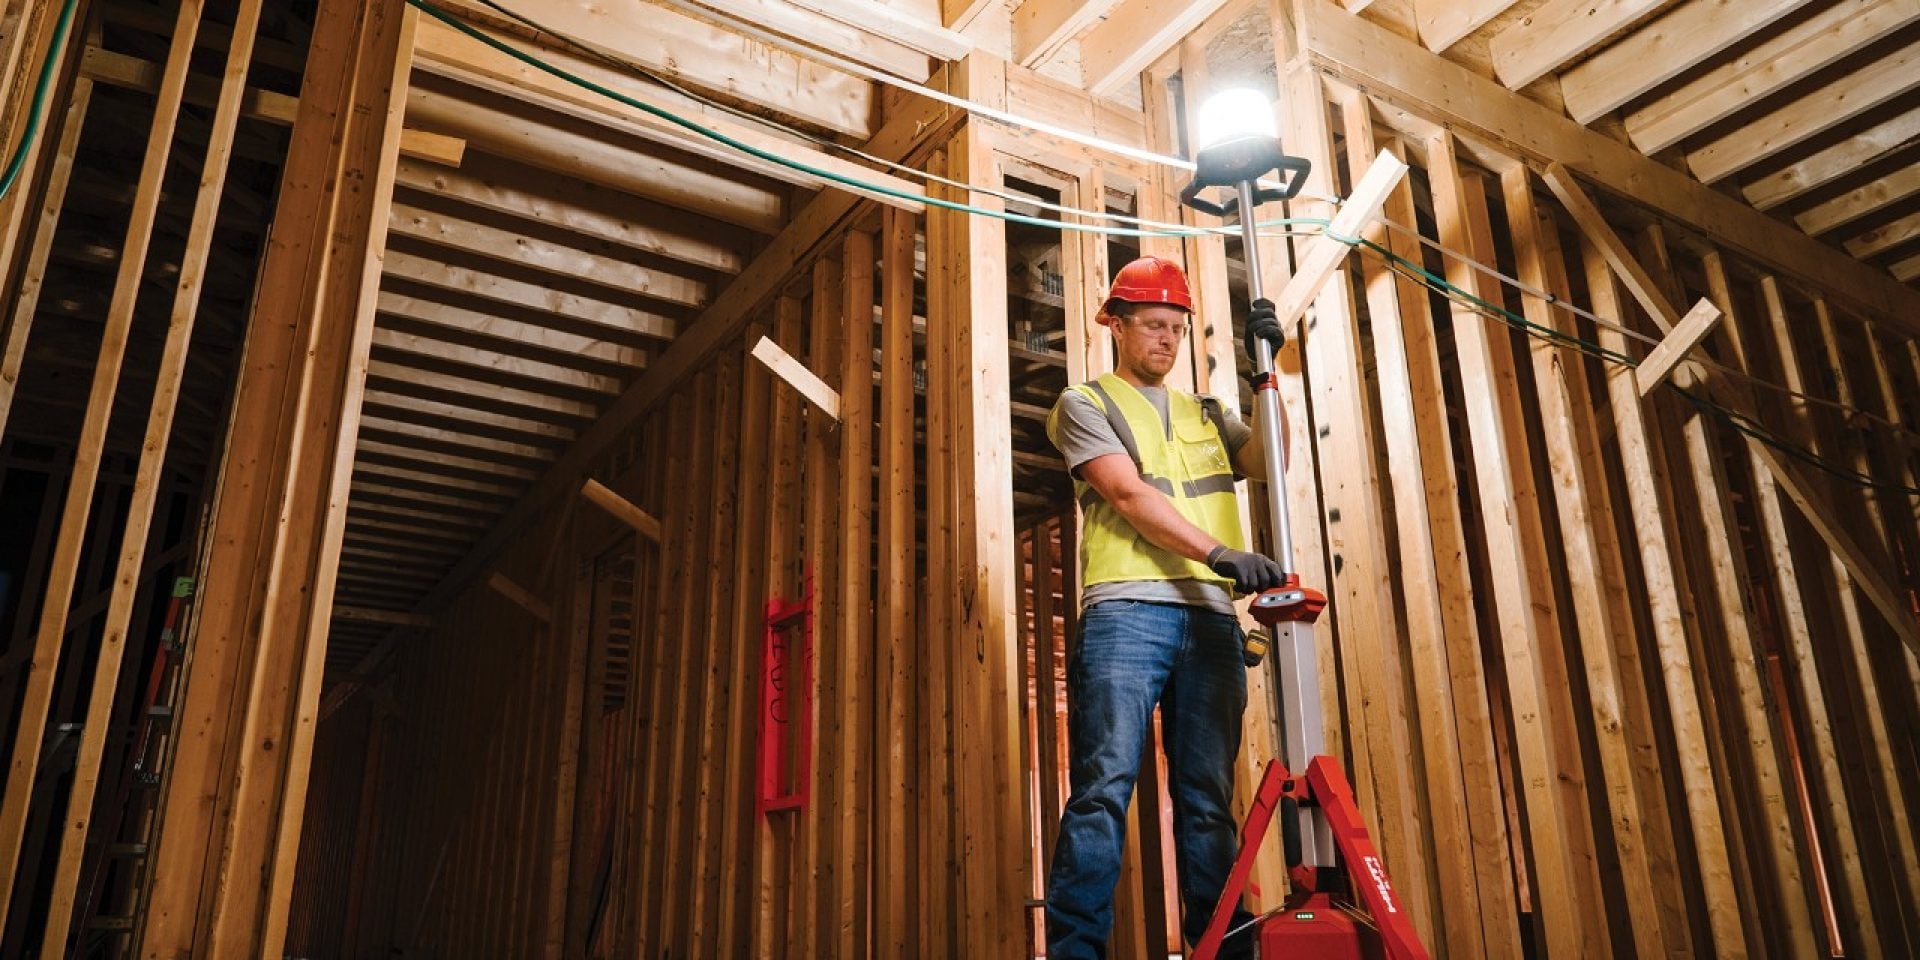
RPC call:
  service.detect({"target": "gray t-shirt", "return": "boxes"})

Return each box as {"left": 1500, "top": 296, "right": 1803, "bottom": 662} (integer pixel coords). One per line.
{"left": 1049, "top": 384, "right": 1253, "bottom": 615}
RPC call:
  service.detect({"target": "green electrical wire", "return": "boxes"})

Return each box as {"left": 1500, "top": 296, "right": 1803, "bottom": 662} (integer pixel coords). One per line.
{"left": 409, "top": 0, "right": 1920, "bottom": 497}
{"left": 0, "top": 0, "right": 82, "bottom": 204}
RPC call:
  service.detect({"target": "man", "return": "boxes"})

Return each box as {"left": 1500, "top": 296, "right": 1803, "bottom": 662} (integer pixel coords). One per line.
{"left": 1043, "top": 255, "right": 1288, "bottom": 960}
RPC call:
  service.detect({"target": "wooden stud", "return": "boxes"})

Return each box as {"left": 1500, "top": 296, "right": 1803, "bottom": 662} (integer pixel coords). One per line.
{"left": 1579, "top": 239, "right": 1750, "bottom": 954}
{"left": 827, "top": 229, "right": 877, "bottom": 958}
{"left": 873, "top": 207, "right": 918, "bottom": 957}
{"left": 683, "top": 358, "right": 743, "bottom": 956}
{"left": 0, "top": 0, "right": 204, "bottom": 922}
{"left": 0, "top": 68, "right": 89, "bottom": 436}
{"left": 714, "top": 323, "right": 774, "bottom": 958}
{"left": 1346, "top": 104, "right": 1522, "bottom": 957}
{"left": 937, "top": 109, "right": 1028, "bottom": 959}
{"left": 1283, "top": 78, "right": 1435, "bottom": 938}
{"left": 1707, "top": 255, "right": 1883, "bottom": 956}
{"left": 1760, "top": 282, "right": 1920, "bottom": 938}
{"left": 1529, "top": 194, "right": 1696, "bottom": 955}
{"left": 1643, "top": 229, "right": 1821, "bottom": 957}
{"left": 1430, "top": 136, "right": 1608, "bottom": 957}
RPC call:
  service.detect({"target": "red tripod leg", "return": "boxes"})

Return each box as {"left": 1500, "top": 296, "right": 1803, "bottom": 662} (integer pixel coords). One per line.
{"left": 1304, "top": 757, "right": 1430, "bottom": 960}
{"left": 1191, "top": 760, "right": 1292, "bottom": 960}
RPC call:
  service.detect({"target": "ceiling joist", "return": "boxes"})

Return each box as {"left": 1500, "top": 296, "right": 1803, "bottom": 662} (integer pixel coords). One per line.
{"left": 1623, "top": 0, "right": 1919, "bottom": 152}
{"left": 1559, "top": 0, "right": 1817, "bottom": 125}
{"left": 1488, "top": 0, "right": 1680, "bottom": 90}
{"left": 1686, "top": 37, "right": 1920, "bottom": 184}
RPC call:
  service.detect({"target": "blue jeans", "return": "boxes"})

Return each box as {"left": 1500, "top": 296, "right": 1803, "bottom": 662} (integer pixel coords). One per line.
{"left": 1045, "top": 599, "right": 1257, "bottom": 960}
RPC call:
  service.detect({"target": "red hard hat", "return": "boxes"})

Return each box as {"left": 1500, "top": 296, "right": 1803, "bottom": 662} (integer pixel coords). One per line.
{"left": 1105, "top": 256, "right": 1193, "bottom": 313}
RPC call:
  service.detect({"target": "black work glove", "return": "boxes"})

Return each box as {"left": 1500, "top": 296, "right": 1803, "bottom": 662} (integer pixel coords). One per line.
{"left": 1206, "top": 545, "right": 1287, "bottom": 595}
{"left": 1243, "top": 297, "right": 1284, "bottom": 367}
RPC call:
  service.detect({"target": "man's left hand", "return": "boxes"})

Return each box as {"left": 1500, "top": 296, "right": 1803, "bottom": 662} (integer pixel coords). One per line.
{"left": 1244, "top": 297, "right": 1283, "bottom": 366}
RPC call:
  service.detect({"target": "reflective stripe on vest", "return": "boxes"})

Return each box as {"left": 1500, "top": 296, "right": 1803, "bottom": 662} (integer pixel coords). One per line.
{"left": 1060, "top": 373, "right": 1245, "bottom": 590}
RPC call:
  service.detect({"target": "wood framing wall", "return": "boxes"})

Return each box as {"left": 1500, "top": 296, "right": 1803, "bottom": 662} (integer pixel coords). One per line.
{"left": 5, "top": 0, "right": 1917, "bottom": 956}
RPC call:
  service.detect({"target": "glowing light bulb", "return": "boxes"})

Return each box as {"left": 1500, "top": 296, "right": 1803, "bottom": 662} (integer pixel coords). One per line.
{"left": 1194, "top": 88, "right": 1278, "bottom": 152}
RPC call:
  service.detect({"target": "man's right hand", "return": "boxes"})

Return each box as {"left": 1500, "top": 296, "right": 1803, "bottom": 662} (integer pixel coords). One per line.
{"left": 1206, "top": 545, "right": 1287, "bottom": 594}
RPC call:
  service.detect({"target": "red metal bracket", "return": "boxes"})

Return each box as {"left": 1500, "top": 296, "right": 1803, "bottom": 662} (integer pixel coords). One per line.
{"left": 756, "top": 576, "right": 814, "bottom": 818}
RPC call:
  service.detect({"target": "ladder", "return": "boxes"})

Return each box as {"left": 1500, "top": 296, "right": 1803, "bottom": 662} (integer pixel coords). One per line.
{"left": 74, "top": 576, "right": 195, "bottom": 958}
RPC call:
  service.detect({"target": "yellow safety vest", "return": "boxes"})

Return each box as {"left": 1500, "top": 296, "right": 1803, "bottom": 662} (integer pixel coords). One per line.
{"left": 1051, "top": 373, "right": 1245, "bottom": 589}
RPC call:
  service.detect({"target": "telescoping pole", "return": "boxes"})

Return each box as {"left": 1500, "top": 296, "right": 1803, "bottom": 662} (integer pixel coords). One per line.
{"left": 1231, "top": 179, "right": 1332, "bottom": 868}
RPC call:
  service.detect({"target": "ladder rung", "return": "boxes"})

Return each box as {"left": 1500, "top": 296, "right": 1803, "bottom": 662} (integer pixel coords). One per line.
{"left": 146, "top": 704, "right": 173, "bottom": 720}
{"left": 89, "top": 916, "right": 135, "bottom": 932}
{"left": 107, "top": 842, "right": 148, "bottom": 858}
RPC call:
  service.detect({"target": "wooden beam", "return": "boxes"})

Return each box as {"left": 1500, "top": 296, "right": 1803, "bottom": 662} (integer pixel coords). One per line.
{"left": 366, "top": 358, "right": 598, "bottom": 424}
{"left": 1623, "top": 0, "right": 1920, "bottom": 152}
{"left": 1487, "top": 0, "right": 1678, "bottom": 90}
{"left": 1560, "top": 0, "right": 1815, "bottom": 125}
{"left": 1796, "top": 163, "right": 1920, "bottom": 237}
{"left": 1745, "top": 105, "right": 1920, "bottom": 212}
{"left": 409, "top": 16, "right": 925, "bottom": 211}
{"left": 1013, "top": 0, "right": 1122, "bottom": 66}
{"left": 579, "top": 477, "right": 664, "bottom": 541}
{"left": 386, "top": 202, "right": 710, "bottom": 311}
{"left": 1412, "top": 0, "right": 1520, "bottom": 52}
{"left": 1081, "top": 0, "right": 1235, "bottom": 96}
{"left": 1634, "top": 298, "right": 1721, "bottom": 396}
{"left": 431, "top": 0, "right": 876, "bottom": 137}
{"left": 1892, "top": 251, "right": 1920, "bottom": 282}
{"left": 1265, "top": 149, "right": 1412, "bottom": 335}
{"left": 487, "top": 571, "right": 552, "bottom": 622}
{"left": 792, "top": 0, "right": 970, "bottom": 59}
{"left": 1296, "top": 0, "right": 1920, "bottom": 332}
{"left": 370, "top": 326, "right": 624, "bottom": 397}
{"left": 1687, "top": 37, "right": 1920, "bottom": 184}
{"left": 381, "top": 249, "right": 677, "bottom": 344}
{"left": 375, "top": 290, "right": 647, "bottom": 372}
{"left": 333, "top": 605, "right": 434, "bottom": 628}
{"left": 670, "top": 0, "right": 938, "bottom": 78}
{"left": 404, "top": 83, "right": 788, "bottom": 234}
{"left": 750, "top": 335, "right": 842, "bottom": 419}
{"left": 1845, "top": 208, "right": 1920, "bottom": 260}
{"left": 361, "top": 387, "right": 578, "bottom": 447}
{"left": 393, "top": 155, "right": 744, "bottom": 274}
